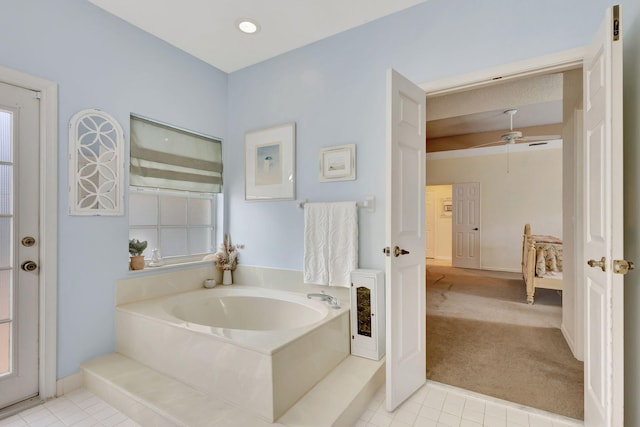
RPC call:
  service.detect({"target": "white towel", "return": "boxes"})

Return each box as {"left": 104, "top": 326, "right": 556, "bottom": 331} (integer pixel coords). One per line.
{"left": 304, "top": 202, "right": 358, "bottom": 287}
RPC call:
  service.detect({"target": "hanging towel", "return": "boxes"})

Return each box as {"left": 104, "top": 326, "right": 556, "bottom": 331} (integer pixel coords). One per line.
{"left": 304, "top": 202, "right": 358, "bottom": 287}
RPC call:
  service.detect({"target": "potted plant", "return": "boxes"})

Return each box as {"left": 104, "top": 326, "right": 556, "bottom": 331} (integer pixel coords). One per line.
{"left": 129, "top": 238, "right": 148, "bottom": 270}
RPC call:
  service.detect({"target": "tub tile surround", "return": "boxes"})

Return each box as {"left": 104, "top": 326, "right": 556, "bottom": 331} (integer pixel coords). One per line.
{"left": 112, "top": 265, "right": 353, "bottom": 421}
{"left": 116, "top": 264, "right": 350, "bottom": 305}
{"left": 116, "top": 264, "right": 218, "bottom": 306}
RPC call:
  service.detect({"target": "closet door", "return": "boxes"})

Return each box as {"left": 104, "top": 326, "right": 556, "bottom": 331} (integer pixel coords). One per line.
{"left": 452, "top": 182, "right": 480, "bottom": 269}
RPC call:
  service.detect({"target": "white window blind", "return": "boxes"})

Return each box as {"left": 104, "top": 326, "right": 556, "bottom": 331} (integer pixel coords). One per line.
{"left": 130, "top": 115, "right": 222, "bottom": 193}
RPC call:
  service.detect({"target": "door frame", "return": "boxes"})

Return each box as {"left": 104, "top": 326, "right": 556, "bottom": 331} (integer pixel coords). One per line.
{"left": 0, "top": 66, "right": 58, "bottom": 401}
{"left": 419, "top": 46, "right": 601, "bottom": 411}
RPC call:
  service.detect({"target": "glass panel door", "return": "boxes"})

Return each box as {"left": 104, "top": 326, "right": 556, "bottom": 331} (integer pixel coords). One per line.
{"left": 0, "top": 80, "right": 40, "bottom": 409}
{"left": 0, "top": 110, "right": 13, "bottom": 377}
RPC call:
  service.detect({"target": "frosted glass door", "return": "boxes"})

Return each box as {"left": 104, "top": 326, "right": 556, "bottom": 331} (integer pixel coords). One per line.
{"left": 0, "top": 82, "right": 40, "bottom": 408}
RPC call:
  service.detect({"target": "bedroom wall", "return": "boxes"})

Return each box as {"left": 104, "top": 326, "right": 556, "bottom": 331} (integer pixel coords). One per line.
{"left": 426, "top": 146, "right": 563, "bottom": 272}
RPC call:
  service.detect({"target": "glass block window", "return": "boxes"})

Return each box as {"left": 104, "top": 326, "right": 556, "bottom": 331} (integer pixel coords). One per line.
{"left": 129, "top": 187, "right": 216, "bottom": 263}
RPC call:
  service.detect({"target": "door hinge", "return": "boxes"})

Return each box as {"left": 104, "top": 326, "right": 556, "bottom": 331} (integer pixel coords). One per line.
{"left": 613, "top": 5, "right": 620, "bottom": 41}
{"left": 613, "top": 259, "right": 634, "bottom": 275}
{"left": 32, "top": 91, "right": 42, "bottom": 99}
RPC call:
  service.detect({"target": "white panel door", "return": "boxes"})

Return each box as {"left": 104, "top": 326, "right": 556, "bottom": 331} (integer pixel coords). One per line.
{"left": 451, "top": 182, "right": 480, "bottom": 269}
{"left": 582, "top": 6, "right": 624, "bottom": 427}
{"left": 425, "top": 190, "right": 435, "bottom": 258}
{"left": 385, "top": 69, "right": 426, "bottom": 411}
{"left": 0, "top": 82, "right": 40, "bottom": 408}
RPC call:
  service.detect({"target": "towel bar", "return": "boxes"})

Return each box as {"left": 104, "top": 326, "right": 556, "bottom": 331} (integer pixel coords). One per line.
{"left": 297, "top": 195, "right": 375, "bottom": 213}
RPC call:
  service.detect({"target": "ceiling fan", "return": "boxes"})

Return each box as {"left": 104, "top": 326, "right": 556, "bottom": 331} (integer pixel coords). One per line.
{"left": 472, "top": 109, "right": 561, "bottom": 149}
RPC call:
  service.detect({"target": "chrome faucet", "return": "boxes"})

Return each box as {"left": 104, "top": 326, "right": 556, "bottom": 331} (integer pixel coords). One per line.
{"left": 307, "top": 292, "right": 341, "bottom": 309}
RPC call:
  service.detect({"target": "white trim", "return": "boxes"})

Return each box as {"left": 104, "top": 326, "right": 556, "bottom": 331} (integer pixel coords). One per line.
{"left": 421, "top": 47, "right": 585, "bottom": 95}
{"left": 561, "top": 323, "right": 579, "bottom": 363}
{"left": 55, "top": 372, "right": 83, "bottom": 397}
{"left": 0, "top": 66, "right": 58, "bottom": 400}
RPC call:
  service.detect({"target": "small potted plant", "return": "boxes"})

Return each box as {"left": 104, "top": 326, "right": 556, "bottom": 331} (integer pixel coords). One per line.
{"left": 214, "top": 234, "right": 239, "bottom": 284}
{"left": 129, "top": 238, "right": 148, "bottom": 270}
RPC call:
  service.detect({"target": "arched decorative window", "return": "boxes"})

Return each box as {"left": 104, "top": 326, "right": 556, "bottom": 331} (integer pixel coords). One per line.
{"left": 68, "top": 109, "right": 124, "bottom": 216}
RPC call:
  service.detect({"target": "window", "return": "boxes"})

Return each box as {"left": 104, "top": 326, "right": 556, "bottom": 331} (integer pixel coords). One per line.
{"left": 129, "top": 187, "right": 217, "bottom": 262}
{"left": 128, "top": 114, "right": 222, "bottom": 264}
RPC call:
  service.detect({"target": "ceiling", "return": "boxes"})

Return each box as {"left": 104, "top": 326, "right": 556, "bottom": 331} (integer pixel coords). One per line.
{"left": 426, "top": 73, "right": 566, "bottom": 152}
{"left": 88, "top": 0, "right": 428, "bottom": 73}
{"left": 86, "top": 0, "right": 566, "bottom": 151}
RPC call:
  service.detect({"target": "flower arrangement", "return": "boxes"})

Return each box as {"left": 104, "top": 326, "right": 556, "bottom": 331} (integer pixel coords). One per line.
{"left": 214, "top": 234, "right": 239, "bottom": 271}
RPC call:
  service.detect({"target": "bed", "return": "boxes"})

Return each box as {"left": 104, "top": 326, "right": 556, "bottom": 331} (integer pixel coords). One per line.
{"left": 522, "top": 223, "right": 563, "bottom": 304}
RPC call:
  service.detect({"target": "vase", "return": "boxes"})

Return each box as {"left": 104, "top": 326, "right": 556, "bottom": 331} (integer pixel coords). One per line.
{"left": 222, "top": 269, "right": 233, "bottom": 285}
{"left": 130, "top": 255, "right": 145, "bottom": 270}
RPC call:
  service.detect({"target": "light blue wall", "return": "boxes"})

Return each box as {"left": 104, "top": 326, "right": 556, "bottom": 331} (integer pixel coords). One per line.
{"left": 0, "top": 0, "right": 228, "bottom": 378}
{"left": 227, "top": 0, "right": 640, "bottom": 423}
{"left": 226, "top": 0, "right": 611, "bottom": 271}
{"left": 3, "top": 1, "right": 640, "bottom": 422}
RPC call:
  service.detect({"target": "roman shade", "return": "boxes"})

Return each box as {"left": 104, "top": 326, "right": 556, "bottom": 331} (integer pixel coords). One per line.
{"left": 130, "top": 115, "right": 222, "bottom": 193}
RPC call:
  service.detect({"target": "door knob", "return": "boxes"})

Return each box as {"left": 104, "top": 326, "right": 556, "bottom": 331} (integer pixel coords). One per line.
{"left": 613, "top": 259, "right": 635, "bottom": 275}
{"left": 393, "top": 246, "right": 410, "bottom": 257}
{"left": 21, "top": 260, "right": 38, "bottom": 272}
{"left": 472, "top": 228, "right": 479, "bottom": 231}
{"left": 587, "top": 257, "right": 606, "bottom": 272}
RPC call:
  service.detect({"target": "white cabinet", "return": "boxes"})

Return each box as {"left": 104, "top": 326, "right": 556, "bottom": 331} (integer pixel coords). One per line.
{"left": 350, "top": 269, "right": 385, "bottom": 360}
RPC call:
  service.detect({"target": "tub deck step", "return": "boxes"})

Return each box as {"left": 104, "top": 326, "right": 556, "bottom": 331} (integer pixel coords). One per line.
{"left": 278, "top": 354, "right": 385, "bottom": 426}
{"left": 81, "top": 352, "right": 384, "bottom": 426}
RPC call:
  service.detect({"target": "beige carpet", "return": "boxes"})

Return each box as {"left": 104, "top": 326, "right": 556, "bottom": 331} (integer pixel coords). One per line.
{"left": 426, "top": 265, "right": 584, "bottom": 420}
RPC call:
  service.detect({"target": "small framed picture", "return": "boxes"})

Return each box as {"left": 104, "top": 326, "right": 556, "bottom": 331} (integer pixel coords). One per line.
{"left": 319, "top": 144, "right": 356, "bottom": 182}
{"left": 244, "top": 123, "right": 296, "bottom": 200}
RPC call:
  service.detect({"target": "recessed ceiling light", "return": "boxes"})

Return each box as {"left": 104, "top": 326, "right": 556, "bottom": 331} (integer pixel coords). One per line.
{"left": 237, "top": 19, "right": 260, "bottom": 34}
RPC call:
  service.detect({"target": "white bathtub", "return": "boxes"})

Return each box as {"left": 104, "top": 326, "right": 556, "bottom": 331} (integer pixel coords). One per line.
{"left": 116, "top": 285, "right": 350, "bottom": 421}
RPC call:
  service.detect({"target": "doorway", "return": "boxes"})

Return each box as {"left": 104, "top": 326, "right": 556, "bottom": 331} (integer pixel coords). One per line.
{"left": 0, "top": 66, "right": 58, "bottom": 413}
{"left": 423, "top": 65, "right": 581, "bottom": 417}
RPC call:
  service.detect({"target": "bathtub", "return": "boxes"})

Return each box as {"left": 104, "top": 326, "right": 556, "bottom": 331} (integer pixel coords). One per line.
{"left": 116, "top": 285, "right": 350, "bottom": 421}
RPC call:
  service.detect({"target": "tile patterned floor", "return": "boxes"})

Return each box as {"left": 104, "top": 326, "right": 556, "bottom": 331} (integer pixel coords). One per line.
{"left": 355, "top": 382, "right": 582, "bottom": 427}
{"left": 0, "top": 389, "right": 140, "bottom": 427}
{"left": 1, "top": 381, "right": 582, "bottom": 427}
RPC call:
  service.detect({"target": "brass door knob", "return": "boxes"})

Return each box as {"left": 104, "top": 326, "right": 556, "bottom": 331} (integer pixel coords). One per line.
{"left": 393, "top": 246, "right": 410, "bottom": 257}
{"left": 587, "top": 257, "right": 606, "bottom": 272}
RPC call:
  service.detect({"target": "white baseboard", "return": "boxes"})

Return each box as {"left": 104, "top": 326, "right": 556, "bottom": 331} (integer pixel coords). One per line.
{"left": 561, "top": 324, "right": 582, "bottom": 362}
{"left": 56, "top": 371, "right": 83, "bottom": 397}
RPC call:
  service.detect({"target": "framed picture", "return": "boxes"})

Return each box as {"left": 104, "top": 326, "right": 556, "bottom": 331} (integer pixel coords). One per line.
{"left": 319, "top": 144, "right": 356, "bottom": 182}
{"left": 441, "top": 198, "right": 453, "bottom": 217}
{"left": 244, "top": 123, "right": 296, "bottom": 200}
